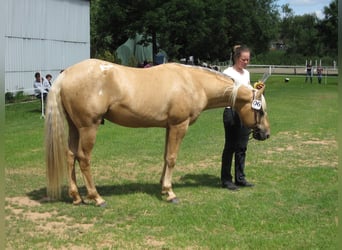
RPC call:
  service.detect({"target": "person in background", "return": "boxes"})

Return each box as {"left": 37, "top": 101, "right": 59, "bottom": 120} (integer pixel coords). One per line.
{"left": 45, "top": 74, "right": 53, "bottom": 87}
{"left": 305, "top": 63, "right": 312, "bottom": 83}
{"left": 143, "top": 60, "right": 152, "bottom": 68}
{"left": 33, "top": 72, "right": 50, "bottom": 101}
{"left": 221, "top": 45, "right": 256, "bottom": 191}
{"left": 317, "top": 66, "right": 323, "bottom": 84}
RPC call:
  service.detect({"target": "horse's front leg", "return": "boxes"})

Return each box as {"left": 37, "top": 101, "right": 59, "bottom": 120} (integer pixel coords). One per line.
{"left": 77, "top": 126, "right": 106, "bottom": 206}
{"left": 161, "top": 121, "right": 189, "bottom": 202}
{"left": 160, "top": 128, "right": 170, "bottom": 185}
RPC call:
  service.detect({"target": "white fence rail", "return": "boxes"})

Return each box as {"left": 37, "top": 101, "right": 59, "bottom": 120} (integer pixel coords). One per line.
{"left": 247, "top": 64, "right": 338, "bottom": 76}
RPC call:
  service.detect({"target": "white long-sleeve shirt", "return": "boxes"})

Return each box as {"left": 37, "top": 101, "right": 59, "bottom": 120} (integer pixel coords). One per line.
{"left": 33, "top": 77, "right": 50, "bottom": 96}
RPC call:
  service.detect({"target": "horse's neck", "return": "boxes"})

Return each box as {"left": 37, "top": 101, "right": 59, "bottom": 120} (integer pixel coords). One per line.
{"left": 201, "top": 75, "right": 235, "bottom": 109}
{"left": 233, "top": 86, "right": 253, "bottom": 111}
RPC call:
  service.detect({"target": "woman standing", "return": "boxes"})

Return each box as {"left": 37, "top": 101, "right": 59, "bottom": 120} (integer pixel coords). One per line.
{"left": 221, "top": 45, "right": 254, "bottom": 191}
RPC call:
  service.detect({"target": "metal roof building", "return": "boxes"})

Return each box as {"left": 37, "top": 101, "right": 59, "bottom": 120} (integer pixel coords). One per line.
{"left": 5, "top": 0, "right": 90, "bottom": 94}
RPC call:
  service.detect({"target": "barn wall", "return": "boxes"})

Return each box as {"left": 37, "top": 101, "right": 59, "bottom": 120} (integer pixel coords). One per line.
{"left": 5, "top": 0, "right": 90, "bottom": 94}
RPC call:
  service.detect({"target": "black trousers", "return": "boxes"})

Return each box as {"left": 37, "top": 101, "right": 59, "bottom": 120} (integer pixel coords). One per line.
{"left": 221, "top": 108, "right": 250, "bottom": 184}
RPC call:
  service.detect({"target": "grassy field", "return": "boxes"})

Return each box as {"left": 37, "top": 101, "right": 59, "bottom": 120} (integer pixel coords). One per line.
{"left": 5, "top": 74, "right": 338, "bottom": 249}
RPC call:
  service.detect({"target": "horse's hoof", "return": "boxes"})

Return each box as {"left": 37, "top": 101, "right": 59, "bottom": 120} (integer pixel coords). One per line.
{"left": 40, "top": 196, "right": 54, "bottom": 203}
{"left": 72, "top": 200, "right": 84, "bottom": 206}
{"left": 168, "top": 198, "right": 179, "bottom": 204}
{"left": 97, "top": 201, "right": 107, "bottom": 207}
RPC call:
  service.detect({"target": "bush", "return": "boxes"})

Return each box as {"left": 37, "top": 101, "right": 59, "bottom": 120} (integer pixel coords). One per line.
{"left": 15, "top": 91, "right": 25, "bottom": 101}
{"left": 127, "top": 55, "right": 138, "bottom": 67}
{"left": 5, "top": 91, "right": 35, "bottom": 104}
{"left": 95, "top": 50, "right": 122, "bottom": 64}
{"left": 5, "top": 92, "right": 15, "bottom": 103}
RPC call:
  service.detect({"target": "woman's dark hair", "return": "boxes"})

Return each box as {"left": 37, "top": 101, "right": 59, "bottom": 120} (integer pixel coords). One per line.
{"left": 232, "top": 45, "right": 250, "bottom": 64}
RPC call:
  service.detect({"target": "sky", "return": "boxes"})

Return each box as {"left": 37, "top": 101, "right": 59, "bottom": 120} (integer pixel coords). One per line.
{"left": 277, "top": 0, "right": 332, "bottom": 19}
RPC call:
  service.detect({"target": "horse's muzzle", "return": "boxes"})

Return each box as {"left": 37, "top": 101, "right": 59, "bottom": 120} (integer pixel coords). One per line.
{"left": 253, "top": 128, "right": 270, "bottom": 141}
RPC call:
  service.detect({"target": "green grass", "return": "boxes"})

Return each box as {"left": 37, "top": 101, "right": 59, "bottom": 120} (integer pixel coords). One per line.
{"left": 5, "top": 74, "right": 338, "bottom": 249}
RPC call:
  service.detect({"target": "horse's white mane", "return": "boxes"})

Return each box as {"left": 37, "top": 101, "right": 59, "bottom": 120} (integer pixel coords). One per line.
{"left": 226, "top": 84, "right": 240, "bottom": 107}
{"left": 179, "top": 63, "right": 226, "bottom": 77}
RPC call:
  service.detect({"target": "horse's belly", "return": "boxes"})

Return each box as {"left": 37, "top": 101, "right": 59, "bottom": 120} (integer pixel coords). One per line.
{"left": 104, "top": 108, "right": 167, "bottom": 128}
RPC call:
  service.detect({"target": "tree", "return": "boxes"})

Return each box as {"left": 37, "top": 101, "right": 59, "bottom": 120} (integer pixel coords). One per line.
{"left": 90, "top": 0, "right": 130, "bottom": 57}
{"left": 90, "top": 0, "right": 280, "bottom": 63}
{"left": 317, "top": 0, "right": 338, "bottom": 57}
{"left": 278, "top": 0, "right": 337, "bottom": 60}
{"left": 157, "top": 0, "right": 208, "bottom": 61}
{"left": 287, "top": 14, "right": 319, "bottom": 56}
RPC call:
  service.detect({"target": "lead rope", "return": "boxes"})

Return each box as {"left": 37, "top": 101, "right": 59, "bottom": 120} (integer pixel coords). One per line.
{"left": 40, "top": 72, "right": 45, "bottom": 119}
{"left": 248, "top": 90, "right": 259, "bottom": 140}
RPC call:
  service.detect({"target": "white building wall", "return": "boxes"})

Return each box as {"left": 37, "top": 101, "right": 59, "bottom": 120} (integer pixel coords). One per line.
{"left": 5, "top": 0, "right": 90, "bottom": 94}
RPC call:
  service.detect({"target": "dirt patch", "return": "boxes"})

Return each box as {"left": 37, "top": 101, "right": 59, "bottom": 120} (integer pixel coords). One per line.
{"left": 144, "top": 236, "right": 165, "bottom": 247}
{"left": 6, "top": 196, "right": 94, "bottom": 237}
{"left": 302, "top": 139, "right": 336, "bottom": 145}
{"left": 262, "top": 131, "right": 337, "bottom": 168}
{"left": 37, "top": 220, "right": 93, "bottom": 235}
{"left": 6, "top": 196, "right": 41, "bottom": 207}
{"left": 269, "top": 145, "right": 295, "bottom": 152}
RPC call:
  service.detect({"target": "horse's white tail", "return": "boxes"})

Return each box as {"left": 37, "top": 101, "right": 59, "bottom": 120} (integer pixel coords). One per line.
{"left": 45, "top": 75, "right": 68, "bottom": 200}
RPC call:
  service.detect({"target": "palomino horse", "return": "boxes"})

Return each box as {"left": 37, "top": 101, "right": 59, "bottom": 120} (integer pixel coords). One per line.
{"left": 45, "top": 59, "right": 270, "bottom": 206}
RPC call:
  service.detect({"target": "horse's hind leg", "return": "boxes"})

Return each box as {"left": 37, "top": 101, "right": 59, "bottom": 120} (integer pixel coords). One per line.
{"left": 67, "top": 119, "right": 83, "bottom": 205}
{"left": 77, "top": 126, "right": 106, "bottom": 206}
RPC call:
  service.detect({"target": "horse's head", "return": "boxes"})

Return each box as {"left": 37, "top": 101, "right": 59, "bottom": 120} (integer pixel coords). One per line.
{"left": 234, "top": 85, "right": 270, "bottom": 141}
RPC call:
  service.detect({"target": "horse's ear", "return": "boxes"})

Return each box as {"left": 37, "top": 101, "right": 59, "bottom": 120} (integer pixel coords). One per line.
{"left": 255, "top": 85, "right": 265, "bottom": 99}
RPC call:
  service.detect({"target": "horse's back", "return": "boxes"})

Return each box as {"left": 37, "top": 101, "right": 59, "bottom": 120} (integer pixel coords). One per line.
{"left": 60, "top": 58, "right": 205, "bottom": 103}
{"left": 61, "top": 59, "right": 187, "bottom": 90}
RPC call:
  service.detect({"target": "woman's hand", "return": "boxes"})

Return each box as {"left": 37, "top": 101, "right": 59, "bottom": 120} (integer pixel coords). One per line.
{"left": 253, "top": 81, "right": 265, "bottom": 89}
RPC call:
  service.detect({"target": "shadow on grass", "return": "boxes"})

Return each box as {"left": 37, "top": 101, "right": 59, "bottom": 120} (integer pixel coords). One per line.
{"left": 26, "top": 173, "right": 220, "bottom": 205}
